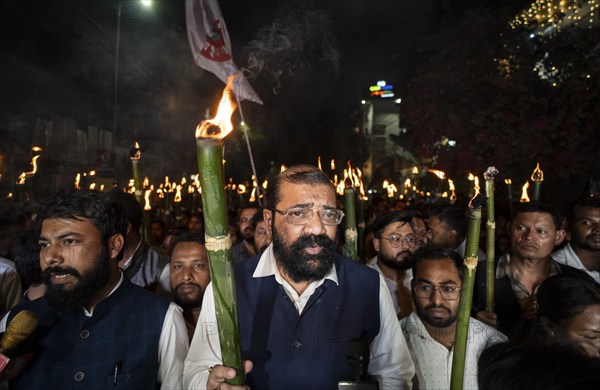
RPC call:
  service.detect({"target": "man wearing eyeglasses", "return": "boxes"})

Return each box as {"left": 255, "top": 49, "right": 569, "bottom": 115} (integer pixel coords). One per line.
{"left": 184, "top": 165, "right": 415, "bottom": 390}
{"left": 401, "top": 246, "right": 506, "bottom": 390}
{"left": 369, "top": 211, "right": 420, "bottom": 319}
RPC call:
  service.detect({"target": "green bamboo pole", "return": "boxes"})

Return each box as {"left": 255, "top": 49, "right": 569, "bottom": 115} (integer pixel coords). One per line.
{"left": 130, "top": 143, "right": 143, "bottom": 205}
{"left": 196, "top": 137, "right": 244, "bottom": 385}
{"left": 505, "top": 179, "right": 514, "bottom": 218}
{"left": 344, "top": 188, "right": 358, "bottom": 260}
{"left": 450, "top": 192, "right": 485, "bottom": 390}
{"left": 484, "top": 167, "right": 499, "bottom": 311}
{"left": 531, "top": 163, "right": 543, "bottom": 201}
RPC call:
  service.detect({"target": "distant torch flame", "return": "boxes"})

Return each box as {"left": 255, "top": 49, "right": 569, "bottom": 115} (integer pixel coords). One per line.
{"left": 505, "top": 178, "right": 512, "bottom": 185}
{"left": 531, "top": 162, "right": 544, "bottom": 182}
{"left": 89, "top": 183, "right": 96, "bottom": 190}
{"left": 467, "top": 173, "right": 480, "bottom": 207}
{"left": 174, "top": 185, "right": 182, "bottom": 203}
{"left": 130, "top": 142, "right": 141, "bottom": 160}
{"left": 75, "top": 173, "right": 81, "bottom": 189}
{"left": 195, "top": 75, "right": 238, "bottom": 140}
{"left": 237, "top": 184, "right": 246, "bottom": 195}
{"left": 144, "top": 189, "right": 152, "bottom": 211}
{"left": 427, "top": 168, "right": 446, "bottom": 180}
{"left": 355, "top": 168, "right": 368, "bottom": 201}
{"left": 280, "top": 164, "right": 287, "bottom": 173}
{"left": 345, "top": 161, "right": 355, "bottom": 188}
{"left": 331, "top": 159, "right": 336, "bottom": 171}
{"left": 26, "top": 155, "right": 41, "bottom": 176}
{"left": 412, "top": 166, "right": 419, "bottom": 175}
{"left": 520, "top": 182, "right": 530, "bottom": 202}
{"left": 143, "top": 177, "right": 149, "bottom": 188}
{"left": 382, "top": 180, "right": 398, "bottom": 198}
{"left": 448, "top": 179, "right": 457, "bottom": 202}
{"left": 317, "top": 156, "right": 322, "bottom": 171}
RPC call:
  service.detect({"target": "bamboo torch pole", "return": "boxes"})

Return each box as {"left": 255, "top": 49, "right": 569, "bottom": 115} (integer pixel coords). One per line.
{"left": 194, "top": 76, "right": 244, "bottom": 385}
{"left": 450, "top": 176, "right": 485, "bottom": 390}
{"left": 484, "top": 167, "right": 499, "bottom": 311}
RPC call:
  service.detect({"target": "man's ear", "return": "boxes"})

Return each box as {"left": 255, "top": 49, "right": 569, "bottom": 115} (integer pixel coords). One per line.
{"left": 555, "top": 229, "right": 566, "bottom": 246}
{"left": 108, "top": 234, "right": 125, "bottom": 260}
{"left": 263, "top": 209, "right": 273, "bottom": 236}
{"left": 373, "top": 238, "right": 381, "bottom": 252}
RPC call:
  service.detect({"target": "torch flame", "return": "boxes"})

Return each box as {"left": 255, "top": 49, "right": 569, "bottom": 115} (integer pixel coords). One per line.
{"left": 467, "top": 173, "right": 481, "bottom": 207}
{"left": 427, "top": 168, "right": 446, "bottom": 180}
{"left": 531, "top": 162, "right": 544, "bottom": 182}
{"left": 75, "top": 173, "right": 81, "bottom": 189}
{"left": 520, "top": 182, "right": 530, "bottom": 202}
{"left": 237, "top": 184, "right": 246, "bottom": 194}
{"left": 412, "top": 166, "right": 419, "bottom": 175}
{"left": 331, "top": 159, "right": 336, "bottom": 171}
{"left": 262, "top": 179, "right": 268, "bottom": 189}
{"left": 23, "top": 155, "right": 41, "bottom": 176}
{"left": 382, "top": 180, "right": 398, "bottom": 198}
{"left": 317, "top": 156, "right": 322, "bottom": 171}
{"left": 157, "top": 188, "right": 164, "bottom": 199}
{"left": 17, "top": 172, "right": 26, "bottom": 185}
{"left": 32, "top": 146, "right": 43, "bottom": 152}
{"left": 89, "top": 183, "right": 96, "bottom": 190}
{"left": 249, "top": 187, "right": 257, "bottom": 203}
{"left": 144, "top": 189, "right": 152, "bottom": 211}
{"left": 448, "top": 179, "right": 457, "bottom": 202}
{"left": 195, "top": 75, "right": 238, "bottom": 140}
{"left": 280, "top": 164, "right": 287, "bottom": 173}
{"left": 344, "top": 161, "right": 356, "bottom": 188}
{"left": 505, "top": 178, "right": 512, "bottom": 185}
{"left": 143, "top": 177, "right": 149, "bottom": 188}
{"left": 89, "top": 170, "right": 96, "bottom": 176}
{"left": 130, "top": 142, "right": 141, "bottom": 160}
{"left": 174, "top": 185, "right": 182, "bottom": 203}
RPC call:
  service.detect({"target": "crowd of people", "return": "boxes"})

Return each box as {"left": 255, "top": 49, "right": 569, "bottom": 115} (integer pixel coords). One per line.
{"left": 0, "top": 164, "right": 599, "bottom": 389}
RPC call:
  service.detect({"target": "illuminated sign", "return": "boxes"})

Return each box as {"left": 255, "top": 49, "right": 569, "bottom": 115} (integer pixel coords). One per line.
{"left": 369, "top": 80, "right": 395, "bottom": 98}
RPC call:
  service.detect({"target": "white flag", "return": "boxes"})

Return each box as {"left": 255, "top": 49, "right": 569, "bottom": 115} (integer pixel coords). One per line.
{"left": 186, "top": 0, "right": 263, "bottom": 104}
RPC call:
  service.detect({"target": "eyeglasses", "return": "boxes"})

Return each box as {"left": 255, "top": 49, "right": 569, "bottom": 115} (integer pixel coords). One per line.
{"left": 272, "top": 207, "right": 345, "bottom": 226}
{"left": 380, "top": 234, "right": 417, "bottom": 248}
{"left": 413, "top": 284, "right": 461, "bottom": 300}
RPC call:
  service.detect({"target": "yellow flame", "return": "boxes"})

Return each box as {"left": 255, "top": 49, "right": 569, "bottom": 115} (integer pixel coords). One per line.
{"left": 336, "top": 177, "right": 345, "bottom": 196}
{"left": 181, "top": 177, "right": 187, "bottom": 186}
{"left": 32, "top": 146, "right": 43, "bottom": 152}
{"left": 237, "top": 184, "right": 246, "bottom": 194}
{"left": 157, "top": 188, "right": 164, "bottom": 199}
{"left": 412, "top": 166, "right": 419, "bottom": 175}
{"left": 280, "top": 164, "right": 287, "bottom": 173}
{"left": 128, "top": 179, "right": 135, "bottom": 188}
{"left": 249, "top": 187, "right": 256, "bottom": 203}
{"left": 468, "top": 173, "right": 481, "bottom": 207}
{"left": 129, "top": 186, "right": 135, "bottom": 194}
{"left": 448, "top": 179, "right": 457, "bottom": 202}
{"left": 89, "top": 170, "right": 96, "bottom": 176}
{"left": 193, "top": 174, "right": 200, "bottom": 188}
{"left": 174, "top": 185, "right": 182, "bottom": 202}
{"left": 165, "top": 176, "right": 170, "bottom": 187}
{"left": 404, "top": 178, "right": 411, "bottom": 187}
{"left": 100, "top": 184, "right": 104, "bottom": 191}
{"left": 130, "top": 142, "right": 141, "bottom": 160}
{"left": 89, "top": 183, "right": 96, "bottom": 190}
{"left": 188, "top": 185, "right": 194, "bottom": 194}
{"left": 520, "top": 182, "right": 530, "bottom": 202}
{"left": 317, "top": 156, "right": 322, "bottom": 171}
{"left": 143, "top": 177, "right": 149, "bottom": 188}
{"left": 262, "top": 179, "right": 268, "bottom": 189}
{"left": 427, "top": 168, "right": 446, "bottom": 179}
{"left": 17, "top": 172, "right": 26, "bottom": 185}
{"left": 195, "top": 75, "right": 238, "bottom": 140}
{"left": 144, "top": 189, "right": 152, "bottom": 210}
{"left": 75, "top": 173, "right": 81, "bottom": 189}
{"left": 331, "top": 159, "right": 336, "bottom": 171}
{"left": 505, "top": 178, "right": 512, "bottom": 185}
{"left": 23, "top": 155, "right": 41, "bottom": 176}
{"left": 7, "top": 192, "right": 13, "bottom": 198}
{"left": 531, "top": 162, "right": 544, "bottom": 182}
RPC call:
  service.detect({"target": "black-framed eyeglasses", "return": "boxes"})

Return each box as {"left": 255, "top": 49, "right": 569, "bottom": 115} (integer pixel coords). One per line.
{"left": 413, "top": 284, "right": 461, "bottom": 300}
{"left": 271, "top": 207, "right": 345, "bottom": 226}
{"left": 380, "top": 234, "right": 417, "bottom": 248}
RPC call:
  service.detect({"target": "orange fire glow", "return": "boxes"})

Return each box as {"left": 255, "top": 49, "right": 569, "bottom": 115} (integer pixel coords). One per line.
{"left": 520, "top": 182, "right": 530, "bottom": 202}
{"left": 505, "top": 178, "right": 512, "bottom": 185}
{"left": 448, "top": 179, "right": 457, "bottom": 202}
{"left": 467, "top": 173, "right": 480, "bottom": 207}
{"left": 331, "top": 159, "right": 336, "bottom": 171}
{"left": 144, "top": 189, "right": 152, "bottom": 210}
{"left": 130, "top": 142, "right": 141, "bottom": 160}
{"left": 317, "top": 156, "right": 322, "bottom": 171}
{"left": 195, "top": 75, "right": 238, "bottom": 140}
{"left": 427, "top": 168, "right": 446, "bottom": 180}
{"left": 531, "top": 162, "right": 544, "bottom": 182}
{"left": 174, "top": 185, "right": 182, "bottom": 203}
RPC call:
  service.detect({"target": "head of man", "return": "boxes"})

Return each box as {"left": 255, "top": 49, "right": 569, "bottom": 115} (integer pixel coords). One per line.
{"left": 188, "top": 212, "right": 204, "bottom": 234}
{"left": 264, "top": 165, "right": 343, "bottom": 283}
{"left": 239, "top": 206, "right": 260, "bottom": 243}
{"left": 372, "top": 211, "right": 417, "bottom": 271}
{"left": 411, "top": 246, "right": 463, "bottom": 329}
{"left": 426, "top": 205, "right": 466, "bottom": 249}
{"left": 150, "top": 220, "right": 166, "bottom": 244}
{"left": 37, "top": 191, "right": 126, "bottom": 312}
{"left": 169, "top": 232, "right": 210, "bottom": 310}
{"left": 251, "top": 210, "right": 272, "bottom": 254}
{"left": 568, "top": 197, "right": 600, "bottom": 253}
{"left": 107, "top": 189, "right": 142, "bottom": 239}
{"left": 404, "top": 209, "right": 427, "bottom": 249}
{"left": 509, "top": 202, "right": 566, "bottom": 262}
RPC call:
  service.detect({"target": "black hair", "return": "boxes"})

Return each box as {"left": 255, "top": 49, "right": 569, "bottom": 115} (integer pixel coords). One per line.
{"left": 411, "top": 245, "right": 464, "bottom": 280}
{"left": 172, "top": 231, "right": 205, "bottom": 247}
{"left": 537, "top": 274, "right": 600, "bottom": 330}
{"left": 151, "top": 219, "right": 166, "bottom": 229}
{"left": 427, "top": 205, "right": 467, "bottom": 241}
{"left": 36, "top": 190, "right": 127, "bottom": 241}
{"left": 514, "top": 201, "right": 563, "bottom": 231}
{"left": 251, "top": 208, "right": 265, "bottom": 230}
{"left": 107, "top": 189, "right": 142, "bottom": 233}
{"left": 370, "top": 211, "right": 413, "bottom": 239}
{"left": 266, "top": 165, "right": 333, "bottom": 210}
{"left": 13, "top": 228, "right": 42, "bottom": 287}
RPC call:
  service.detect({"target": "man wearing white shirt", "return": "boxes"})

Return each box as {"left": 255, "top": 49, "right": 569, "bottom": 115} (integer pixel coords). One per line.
{"left": 184, "top": 165, "right": 415, "bottom": 390}
{"left": 401, "top": 246, "right": 506, "bottom": 389}
{"left": 7, "top": 191, "right": 188, "bottom": 389}
{"left": 553, "top": 196, "right": 600, "bottom": 284}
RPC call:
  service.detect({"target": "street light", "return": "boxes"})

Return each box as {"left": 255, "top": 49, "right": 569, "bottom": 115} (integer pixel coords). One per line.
{"left": 113, "top": 0, "right": 152, "bottom": 147}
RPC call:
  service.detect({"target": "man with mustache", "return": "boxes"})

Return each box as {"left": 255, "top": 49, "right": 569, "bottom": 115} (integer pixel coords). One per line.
{"left": 169, "top": 232, "right": 211, "bottom": 342}
{"left": 7, "top": 191, "right": 188, "bottom": 389}
{"left": 473, "top": 202, "right": 594, "bottom": 339}
{"left": 232, "top": 205, "right": 260, "bottom": 264}
{"left": 401, "top": 245, "right": 506, "bottom": 389}
{"left": 184, "top": 165, "right": 415, "bottom": 390}
{"left": 553, "top": 196, "right": 600, "bottom": 284}
{"left": 369, "top": 211, "right": 419, "bottom": 319}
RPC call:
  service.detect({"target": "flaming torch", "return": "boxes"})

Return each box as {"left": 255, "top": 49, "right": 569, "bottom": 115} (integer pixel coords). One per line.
{"left": 505, "top": 179, "right": 514, "bottom": 217}
{"left": 484, "top": 167, "right": 499, "bottom": 312}
{"left": 343, "top": 162, "right": 358, "bottom": 261}
{"left": 530, "top": 162, "right": 544, "bottom": 201}
{"left": 355, "top": 167, "right": 368, "bottom": 263}
{"left": 129, "top": 142, "right": 143, "bottom": 205}
{"left": 194, "top": 75, "right": 244, "bottom": 385}
{"left": 143, "top": 188, "right": 152, "bottom": 241}
{"left": 520, "top": 182, "right": 530, "bottom": 203}
{"left": 450, "top": 173, "right": 485, "bottom": 390}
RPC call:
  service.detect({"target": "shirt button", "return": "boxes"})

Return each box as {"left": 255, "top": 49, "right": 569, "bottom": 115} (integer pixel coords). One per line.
{"left": 80, "top": 330, "right": 90, "bottom": 339}
{"left": 292, "top": 339, "right": 302, "bottom": 348}
{"left": 74, "top": 371, "right": 85, "bottom": 381}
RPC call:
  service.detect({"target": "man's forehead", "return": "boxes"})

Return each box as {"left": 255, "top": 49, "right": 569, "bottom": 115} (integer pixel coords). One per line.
{"left": 574, "top": 206, "right": 600, "bottom": 218}
{"left": 514, "top": 211, "right": 554, "bottom": 224}
{"left": 384, "top": 221, "right": 413, "bottom": 234}
{"left": 416, "top": 258, "right": 460, "bottom": 279}
{"left": 278, "top": 181, "right": 335, "bottom": 204}
{"left": 172, "top": 242, "right": 207, "bottom": 258}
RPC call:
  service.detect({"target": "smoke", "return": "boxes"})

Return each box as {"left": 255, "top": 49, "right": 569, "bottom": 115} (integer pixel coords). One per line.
{"left": 243, "top": 1, "right": 340, "bottom": 95}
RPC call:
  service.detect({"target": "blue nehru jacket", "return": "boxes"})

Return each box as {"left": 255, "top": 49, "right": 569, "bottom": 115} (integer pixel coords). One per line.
{"left": 235, "top": 253, "right": 381, "bottom": 390}
{"left": 9, "top": 276, "right": 170, "bottom": 390}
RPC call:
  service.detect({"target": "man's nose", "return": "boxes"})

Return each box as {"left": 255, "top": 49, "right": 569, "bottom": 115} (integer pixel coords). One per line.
{"left": 41, "top": 245, "right": 64, "bottom": 266}
{"left": 303, "top": 212, "right": 326, "bottom": 236}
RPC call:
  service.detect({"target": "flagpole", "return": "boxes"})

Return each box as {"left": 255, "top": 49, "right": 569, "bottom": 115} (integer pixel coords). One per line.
{"left": 234, "top": 92, "right": 262, "bottom": 207}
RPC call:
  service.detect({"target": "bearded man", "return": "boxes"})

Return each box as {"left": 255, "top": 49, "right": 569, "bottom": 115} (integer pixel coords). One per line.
{"left": 7, "top": 191, "right": 188, "bottom": 389}
{"left": 184, "top": 165, "right": 415, "bottom": 390}
{"left": 369, "top": 211, "right": 419, "bottom": 319}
